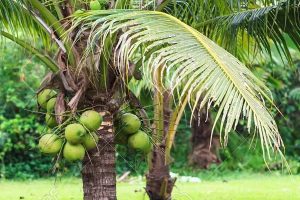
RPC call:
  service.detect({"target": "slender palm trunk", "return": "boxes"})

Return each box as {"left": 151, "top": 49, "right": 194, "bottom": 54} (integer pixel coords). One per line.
{"left": 82, "top": 110, "right": 116, "bottom": 200}
{"left": 146, "top": 145, "right": 175, "bottom": 200}
{"left": 189, "top": 107, "right": 220, "bottom": 169}
{"left": 146, "top": 91, "right": 175, "bottom": 200}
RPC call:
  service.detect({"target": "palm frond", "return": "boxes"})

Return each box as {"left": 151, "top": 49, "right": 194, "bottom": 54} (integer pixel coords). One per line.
{"left": 1, "top": 0, "right": 76, "bottom": 65}
{"left": 289, "top": 87, "right": 300, "bottom": 101}
{"left": 161, "top": 0, "right": 234, "bottom": 25}
{"left": 159, "top": 0, "right": 287, "bottom": 23}
{"left": 71, "top": 10, "right": 283, "bottom": 158}
{"left": 1, "top": 31, "right": 59, "bottom": 72}
{"left": 196, "top": 0, "right": 300, "bottom": 63}
{"left": 0, "top": 0, "right": 50, "bottom": 45}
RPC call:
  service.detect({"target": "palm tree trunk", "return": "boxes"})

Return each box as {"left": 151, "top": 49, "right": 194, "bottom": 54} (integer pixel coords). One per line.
{"left": 146, "top": 145, "right": 176, "bottom": 200}
{"left": 146, "top": 91, "right": 175, "bottom": 200}
{"left": 188, "top": 107, "right": 220, "bottom": 169}
{"left": 82, "top": 110, "right": 116, "bottom": 200}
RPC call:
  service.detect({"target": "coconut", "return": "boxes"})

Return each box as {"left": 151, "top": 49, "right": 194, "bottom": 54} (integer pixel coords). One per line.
{"left": 46, "top": 97, "right": 56, "bottom": 113}
{"left": 90, "top": 0, "right": 107, "bottom": 10}
{"left": 143, "top": 142, "right": 153, "bottom": 154}
{"left": 128, "top": 130, "right": 151, "bottom": 152}
{"left": 63, "top": 142, "right": 85, "bottom": 161}
{"left": 79, "top": 110, "right": 103, "bottom": 131}
{"left": 37, "top": 89, "right": 56, "bottom": 109}
{"left": 82, "top": 132, "right": 99, "bottom": 151}
{"left": 121, "top": 113, "right": 141, "bottom": 134}
{"left": 38, "top": 134, "right": 62, "bottom": 155}
{"left": 65, "top": 123, "right": 86, "bottom": 144}
{"left": 90, "top": 0, "right": 101, "bottom": 10}
{"left": 45, "top": 113, "right": 57, "bottom": 128}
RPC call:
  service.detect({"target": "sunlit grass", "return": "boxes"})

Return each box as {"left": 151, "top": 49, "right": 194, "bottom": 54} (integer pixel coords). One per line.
{"left": 1, "top": 173, "right": 299, "bottom": 200}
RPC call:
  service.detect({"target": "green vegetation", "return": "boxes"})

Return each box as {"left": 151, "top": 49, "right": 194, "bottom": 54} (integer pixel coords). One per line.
{"left": 0, "top": 173, "right": 299, "bottom": 200}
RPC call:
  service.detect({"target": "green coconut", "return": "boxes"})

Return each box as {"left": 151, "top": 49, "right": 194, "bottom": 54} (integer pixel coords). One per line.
{"left": 79, "top": 110, "right": 103, "bottom": 131}
{"left": 46, "top": 97, "right": 56, "bottom": 113}
{"left": 89, "top": 0, "right": 101, "bottom": 10}
{"left": 128, "top": 130, "right": 151, "bottom": 152}
{"left": 65, "top": 123, "right": 86, "bottom": 144}
{"left": 90, "top": 0, "right": 107, "bottom": 10}
{"left": 37, "top": 89, "right": 57, "bottom": 109}
{"left": 63, "top": 142, "right": 85, "bottom": 161}
{"left": 143, "top": 142, "right": 153, "bottom": 154}
{"left": 121, "top": 113, "right": 141, "bottom": 134}
{"left": 38, "top": 134, "right": 63, "bottom": 155}
{"left": 45, "top": 113, "right": 58, "bottom": 128}
{"left": 82, "top": 132, "right": 99, "bottom": 151}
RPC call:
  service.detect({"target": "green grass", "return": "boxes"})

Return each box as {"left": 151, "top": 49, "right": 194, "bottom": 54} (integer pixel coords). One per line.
{"left": 1, "top": 173, "right": 300, "bottom": 200}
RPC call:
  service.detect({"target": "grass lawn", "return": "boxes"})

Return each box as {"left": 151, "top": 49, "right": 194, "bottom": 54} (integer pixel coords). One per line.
{"left": 0, "top": 173, "right": 299, "bottom": 200}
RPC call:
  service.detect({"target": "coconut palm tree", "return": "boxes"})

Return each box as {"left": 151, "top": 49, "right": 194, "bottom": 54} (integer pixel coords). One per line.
{"left": 1, "top": 0, "right": 298, "bottom": 200}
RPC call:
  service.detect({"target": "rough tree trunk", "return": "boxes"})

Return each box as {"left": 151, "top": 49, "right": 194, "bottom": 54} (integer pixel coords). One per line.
{"left": 146, "top": 91, "right": 175, "bottom": 200}
{"left": 82, "top": 110, "right": 116, "bottom": 200}
{"left": 146, "top": 146, "right": 176, "bottom": 200}
{"left": 188, "top": 107, "right": 220, "bottom": 169}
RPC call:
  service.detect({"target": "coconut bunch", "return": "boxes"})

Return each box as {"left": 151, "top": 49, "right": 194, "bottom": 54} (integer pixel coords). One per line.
{"left": 115, "top": 109, "right": 152, "bottom": 154}
{"left": 37, "top": 89, "right": 103, "bottom": 162}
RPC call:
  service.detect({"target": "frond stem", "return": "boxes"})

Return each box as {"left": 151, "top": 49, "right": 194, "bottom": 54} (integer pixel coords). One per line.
{"left": 28, "top": 0, "right": 75, "bottom": 66}
{"left": 165, "top": 93, "right": 188, "bottom": 163}
{"left": 155, "top": 0, "right": 171, "bottom": 11}
{"left": 1, "top": 31, "right": 59, "bottom": 72}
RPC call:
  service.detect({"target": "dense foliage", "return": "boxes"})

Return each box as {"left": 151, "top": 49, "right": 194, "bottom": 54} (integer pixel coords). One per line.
{"left": 0, "top": 42, "right": 48, "bottom": 178}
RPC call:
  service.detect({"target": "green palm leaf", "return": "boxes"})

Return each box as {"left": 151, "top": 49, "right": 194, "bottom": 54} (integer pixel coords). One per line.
{"left": 196, "top": 0, "right": 300, "bottom": 62}
{"left": 0, "top": 0, "right": 50, "bottom": 46}
{"left": 289, "top": 87, "right": 300, "bottom": 102}
{"left": 1, "top": 31, "right": 59, "bottom": 72}
{"left": 71, "top": 10, "right": 283, "bottom": 158}
{"left": 159, "top": 0, "right": 287, "bottom": 22}
{"left": 161, "top": 0, "right": 233, "bottom": 23}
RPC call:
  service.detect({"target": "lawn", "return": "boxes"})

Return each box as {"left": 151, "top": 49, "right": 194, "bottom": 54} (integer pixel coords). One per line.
{"left": 1, "top": 173, "right": 299, "bottom": 200}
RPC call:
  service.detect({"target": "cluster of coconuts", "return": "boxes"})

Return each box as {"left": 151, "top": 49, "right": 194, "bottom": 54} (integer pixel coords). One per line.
{"left": 115, "top": 113, "right": 152, "bottom": 154}
{"left": 37, "top": 89, "right": 102, "bottom": 161}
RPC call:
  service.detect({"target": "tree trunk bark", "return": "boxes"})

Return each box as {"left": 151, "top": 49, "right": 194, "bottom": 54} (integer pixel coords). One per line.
{"left": 146, "top": 91, "right": 175, "bottom": 200}
{"left": 188, "top": 107, "right": 220, "bottom": 169}
{"left": 82, "top": 110, "right": 116, "bottom": 200}
{"left": 146, "top": 145, "right": 176, "bottom": 200}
